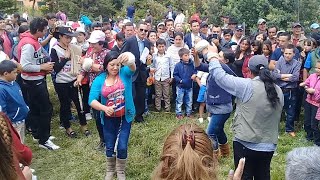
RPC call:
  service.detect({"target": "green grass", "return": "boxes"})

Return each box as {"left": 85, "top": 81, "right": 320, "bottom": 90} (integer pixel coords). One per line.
{"left": 26, "top": 82, "right": 312, "bottom": 180}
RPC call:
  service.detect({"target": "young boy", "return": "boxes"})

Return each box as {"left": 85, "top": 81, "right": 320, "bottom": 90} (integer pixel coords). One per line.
{"left": 0, "top": 60, "right": 29, "bottom": 143}
{"left": 173, "top": 48, "right": 197, "bottom": 119}
{"left": 192, "top": 71, "right": 210, "bottom": 123}
{"left": 151, "top": 39, "right": 174, "bottom": 112}
{"left": 272, "top": 44, "right": 302, "bottom": 137}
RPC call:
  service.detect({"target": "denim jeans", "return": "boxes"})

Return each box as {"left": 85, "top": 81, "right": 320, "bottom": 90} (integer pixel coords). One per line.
{"left": 103, "top": 116, "right": 132, "bottom": 159}
{"left": 175, "top": 87, "right": 193, "bottom": 116}
{"left": 93, "top": 109, "right": 104, "bottom": 143}
{"left": 207, "top": 113, "right": 231, "bottom": 150}
{"left": 283, "top": 89, "right": 297, "bottom": 132}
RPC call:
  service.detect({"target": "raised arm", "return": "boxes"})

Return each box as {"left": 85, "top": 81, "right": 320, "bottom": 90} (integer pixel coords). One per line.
{"left": 209, "top": 58, "right": 253, "bottom": 103}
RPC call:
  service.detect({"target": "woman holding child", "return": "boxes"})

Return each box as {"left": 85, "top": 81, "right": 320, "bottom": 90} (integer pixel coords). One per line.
{"left": 89, "top": 51, "right": 136, "bottom": 180}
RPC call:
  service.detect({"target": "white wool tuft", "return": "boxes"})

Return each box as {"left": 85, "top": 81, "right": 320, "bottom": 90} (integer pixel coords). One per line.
{"left": 82, "top": 58, "right": 93, "bottom": 71}
{"left": 194, "top": 40, "right": 209, "bottom": 52}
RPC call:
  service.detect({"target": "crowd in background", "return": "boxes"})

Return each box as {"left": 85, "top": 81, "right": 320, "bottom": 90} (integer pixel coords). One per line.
{"left": 0, "top": 5, "right": 320, "bottom": 180}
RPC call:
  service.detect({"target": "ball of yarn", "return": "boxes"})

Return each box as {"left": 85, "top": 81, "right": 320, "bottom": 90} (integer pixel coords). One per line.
{"left": 194, "top": 40, "right": 209, "bottom": 52}
{"left": 121, "top": 52, "right": 135, "bottom": 66}
{"left": 82, "top": 58, "right": 93, "bottom": 71}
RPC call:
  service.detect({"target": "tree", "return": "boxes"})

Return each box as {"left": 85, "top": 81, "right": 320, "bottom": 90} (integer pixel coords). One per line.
{"left": 43, "top": 0, "right": 116, "bottom": 20}
{"left": 0, "top": 0, "right": 17, "bottom": 14}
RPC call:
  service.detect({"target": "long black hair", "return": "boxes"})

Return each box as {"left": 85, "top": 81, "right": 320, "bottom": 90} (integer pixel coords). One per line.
{"left": 252, "top": 65, "right": 280, "bottom": 108}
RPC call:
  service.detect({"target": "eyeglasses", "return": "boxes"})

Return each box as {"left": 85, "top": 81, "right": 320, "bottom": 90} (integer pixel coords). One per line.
{"left": 140, "top": 29, "right": 148, "bottom": 33}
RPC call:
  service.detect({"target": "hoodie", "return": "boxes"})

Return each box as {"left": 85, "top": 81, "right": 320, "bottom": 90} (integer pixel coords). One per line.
{"left": 0, "top": 80, "right": 29, "bottom": 123}
{"left": 17, "top": 32, "right": 50, "bottom": 80}
{"left": 173, "top": 59, "right": 197, "bottom": 89}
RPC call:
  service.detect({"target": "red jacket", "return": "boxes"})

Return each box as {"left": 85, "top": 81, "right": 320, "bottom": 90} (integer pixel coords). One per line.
{"left": 2, "top": 113, "right": 32, "bottom": 180}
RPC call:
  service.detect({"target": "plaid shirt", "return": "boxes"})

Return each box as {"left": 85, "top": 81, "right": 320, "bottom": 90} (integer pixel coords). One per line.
{"left": 80, "top": 48, "right": 110, "bottom": 86}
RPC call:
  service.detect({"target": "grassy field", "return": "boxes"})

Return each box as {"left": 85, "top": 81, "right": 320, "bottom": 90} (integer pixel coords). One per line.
{"left": 25, "top": 82, "right": 312, "bottom": 180}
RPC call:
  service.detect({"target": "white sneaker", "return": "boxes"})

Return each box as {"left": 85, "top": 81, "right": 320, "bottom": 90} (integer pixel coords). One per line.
{"left": 33, "top": 136, "right": 55, "bottom": 142}
{"left": 85, "top": 113, "right": 92, "bottom": 120}
{"left": 198, "top": 118, "right": 204, "bottom": 123}
{"left": 39, "top": 140, "right": 60, "bottom": 150}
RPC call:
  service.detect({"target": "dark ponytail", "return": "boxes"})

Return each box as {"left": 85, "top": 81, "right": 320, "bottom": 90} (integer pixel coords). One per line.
{"left": 255, "top": 65, "right": 280, "bottom": 108}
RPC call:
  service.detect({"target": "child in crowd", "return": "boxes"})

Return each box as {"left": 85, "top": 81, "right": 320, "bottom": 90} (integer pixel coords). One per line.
{"left": 272, "top": 44, "right": 301, "bottom": 137}
{"left": 173, "top": 48, "right": 197, "bottom": 119}
{"left": 151, "top": 39, "right": 174, "bottom": 112}
{"left": 302, "top": 38, "right": 318, "bottom": 81}
{"left": 262, "top": 40, "right": 273, "bottom": 60}
{"left": 300, "top": 60, "right": 320, "bottom": 146}
{"left": 192, "top": 71, "right": 209, "bottom": 123}
{"left": 0, "top": 60, "right": 29, "bottom": 143}
{"left": 251, "top": 40, "right": 262, "bottom": 55}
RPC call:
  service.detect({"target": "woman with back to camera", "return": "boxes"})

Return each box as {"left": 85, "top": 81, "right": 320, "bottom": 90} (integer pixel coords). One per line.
{"left": 152, "top": 123, "right": 245, "bottom": 180}
{"left": 198, "top": 43, "right": 284, "bottom": 179}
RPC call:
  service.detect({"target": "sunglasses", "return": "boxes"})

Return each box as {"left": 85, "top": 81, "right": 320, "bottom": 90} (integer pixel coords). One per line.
{"left": 140, "top": 29, "right": 148, "bottom": 33}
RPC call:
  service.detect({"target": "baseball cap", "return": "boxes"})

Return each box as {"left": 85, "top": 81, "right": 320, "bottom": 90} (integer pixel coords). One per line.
{"left": 87, "top": 30, "right": 105, "bottom": 43}
{"left": 292, "top": 22, "right": 302, "bottom": 28}
{"left": 235, "top": 25, "right": 244, "bottom": 31}
{"left": 310, "top": 23, "right": 320, "bottom": 29}
{"left": 200, "top": 22, "right": 208, "bottom": 28}
{"left": 248, "top": 55, "right": 269, "bottom": 72}
{"left": 257, "top": 18, "right": 266, "bottom": 25}
{"left": 91, "top": 21, "right": 102, "bottom": 28}
{"left": 53, "top": 26, "right": 76, "bottom": 39}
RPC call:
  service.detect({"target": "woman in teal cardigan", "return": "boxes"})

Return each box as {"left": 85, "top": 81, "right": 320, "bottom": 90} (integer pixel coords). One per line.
{"left": 89, "top": 51, "right": 136, "bottom": 180}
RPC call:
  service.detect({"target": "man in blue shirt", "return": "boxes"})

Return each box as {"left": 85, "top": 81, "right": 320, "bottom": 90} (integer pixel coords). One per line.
{"left": 269, "top": 32, "right": 300, "bottom": 70}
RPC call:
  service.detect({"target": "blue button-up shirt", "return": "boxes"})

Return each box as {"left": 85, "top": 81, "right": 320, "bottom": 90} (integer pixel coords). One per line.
{"left": 272, "top": 56, "right": 301, "bottom": 88}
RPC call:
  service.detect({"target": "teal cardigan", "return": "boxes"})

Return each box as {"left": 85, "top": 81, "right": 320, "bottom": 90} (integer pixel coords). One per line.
{"left": 89, "top": 66, "right": 136, "bottom": 124}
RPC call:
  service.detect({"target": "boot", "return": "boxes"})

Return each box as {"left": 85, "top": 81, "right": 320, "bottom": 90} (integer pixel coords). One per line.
{"left": 219, "top": 143, "right": 230, "bottom": 157}
{"left": 105, "top": 157, "right": 116, "bottom": 180}
{"left": 116, "top": 158, "right": 127, "bottom": 180}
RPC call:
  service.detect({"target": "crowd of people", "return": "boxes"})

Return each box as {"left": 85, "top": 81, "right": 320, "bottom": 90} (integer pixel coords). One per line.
{"left": 0, "top": 6, "right": 320, "bottom": 180}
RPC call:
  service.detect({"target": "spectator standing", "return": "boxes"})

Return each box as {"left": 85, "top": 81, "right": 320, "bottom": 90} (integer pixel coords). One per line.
{"left": 17, "top": 17, "right": 59, "bottom": 150}
{"left": 272, "top": 44, "right": 301, "bottom": 137}
{"left": 173, "top": 48, "right": 197, "bottom": 119}
{"left": 120, "top": 21, "right": 151, "bottom": 122}
{"left": 150, "top": 39, "right": 173, "bottom": 112}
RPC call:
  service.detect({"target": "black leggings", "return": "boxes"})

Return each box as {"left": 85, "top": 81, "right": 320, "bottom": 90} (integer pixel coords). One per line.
{"left": 233, "top": 141, "right": 274, "bottom": 180}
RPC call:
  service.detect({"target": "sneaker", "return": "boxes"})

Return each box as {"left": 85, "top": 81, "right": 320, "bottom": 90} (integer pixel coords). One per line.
{"left": 85, "top": 113, "right": 92, "bottom": 120}
{"left": 59, "top": 123, "right": 64, "bottom": 129}
{"left": 39, "top": 140, "right": 60, "bottom": 150}
{"left": 176, "top": 115, "right": 183, "bottom": 120}
{"left": 198, "top": 118, "right": 204, "bottom": 123}
{"left": 33, "top": 135, "right": 56, "bottom": 142}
